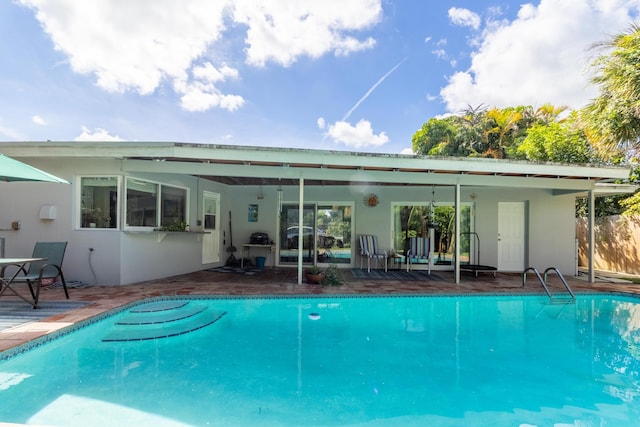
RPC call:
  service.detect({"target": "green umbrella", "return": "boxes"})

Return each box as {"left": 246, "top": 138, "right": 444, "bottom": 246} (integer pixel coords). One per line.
{"left": 0, "top": 153, "right": 69, "bottom": 183}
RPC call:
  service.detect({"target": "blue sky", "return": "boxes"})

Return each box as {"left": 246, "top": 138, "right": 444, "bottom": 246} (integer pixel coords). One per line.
{"left": 1, "top": 0, "right": 639, "bottom": 154}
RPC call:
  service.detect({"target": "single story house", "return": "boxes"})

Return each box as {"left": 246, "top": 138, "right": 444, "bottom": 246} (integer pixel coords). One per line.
{"left": 0, "top": 141, "right": 633, "bottom": 286}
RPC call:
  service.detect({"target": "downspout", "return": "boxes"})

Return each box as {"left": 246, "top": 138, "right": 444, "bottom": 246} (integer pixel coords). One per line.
{"left": 588, "top": 188, "right": 595, "bottom": 283}
{"left": 454, "top": 183, "right": 461, "bottom": 284}
{"left": 298, "top": 177, "right": 305, "bottom": 285}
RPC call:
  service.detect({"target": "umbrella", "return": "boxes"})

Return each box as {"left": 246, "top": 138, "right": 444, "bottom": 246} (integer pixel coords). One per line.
{"left": 0, "top": 153, "right": 69, "bottom": 183}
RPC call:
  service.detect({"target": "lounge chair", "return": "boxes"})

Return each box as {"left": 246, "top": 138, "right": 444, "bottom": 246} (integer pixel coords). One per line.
{"left": 358, "top": 235, "right": 388, "bottom": 272}
{"left": 406, "top": 233, "right": 433, "bottom": 275}
{"left": 3, "top": 242, "right": 69, "bottom": 308}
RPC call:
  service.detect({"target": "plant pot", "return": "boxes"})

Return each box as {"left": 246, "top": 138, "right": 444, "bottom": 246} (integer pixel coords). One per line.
{"left": 305, "top": 273, "right": 325, "bottom": 284}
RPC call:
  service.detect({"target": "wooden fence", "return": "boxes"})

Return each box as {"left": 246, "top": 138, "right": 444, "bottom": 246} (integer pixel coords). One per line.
{"left": 576, "top": 215, "right": 640, "bottom": 275}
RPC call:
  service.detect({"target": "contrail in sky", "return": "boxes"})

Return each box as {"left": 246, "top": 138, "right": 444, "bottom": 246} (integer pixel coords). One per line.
{"left": 342, "top": 56, "right": 408, "bottom": 121}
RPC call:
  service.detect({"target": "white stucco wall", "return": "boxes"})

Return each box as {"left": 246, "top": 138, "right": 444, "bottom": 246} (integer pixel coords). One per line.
{"left": 474, "top": 188, "right": 577, "bottom": 275}
{"left": 0, "top": 157, "right": 580, "bottom": 285}
{"left": 0, "top": 158, "right": 230, "bottom": 285}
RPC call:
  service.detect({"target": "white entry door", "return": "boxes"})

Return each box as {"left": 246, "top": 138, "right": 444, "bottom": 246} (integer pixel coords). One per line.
{"left": 202, "top": 192, "right": 220, "bottom": 264}
{"left": 498, "top": 202, "right": 525, "bottom": 272}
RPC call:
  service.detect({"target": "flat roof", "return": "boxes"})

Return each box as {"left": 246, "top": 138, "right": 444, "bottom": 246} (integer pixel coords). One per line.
{"left": 0, "top": 141, "right": 633, "bottom": 192}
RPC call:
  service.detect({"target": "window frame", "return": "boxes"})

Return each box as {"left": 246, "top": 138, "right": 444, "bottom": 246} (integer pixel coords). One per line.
{"left": 390, "top": 201, "right": 474, "bottom": 265}
{"left": 77, "top": 175, "right": 121, "bottom": 230}
{"left": 124, "top": 177, "right": 189, "bottom": 231}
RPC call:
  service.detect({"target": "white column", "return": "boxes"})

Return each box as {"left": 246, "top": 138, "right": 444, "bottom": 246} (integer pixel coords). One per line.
{"left": 454, "top": 183, "right": 461, "bottom": 284}
{"left": 298, "top": 177, "right": 305, "bottom": 285}
{"left": 588, "top": 189, "right": 595, "bottom": 283}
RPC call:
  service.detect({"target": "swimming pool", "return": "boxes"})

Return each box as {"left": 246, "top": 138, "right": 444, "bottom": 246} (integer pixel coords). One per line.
{"left": 1, "top": 294, "right": 639, "bottom": 426}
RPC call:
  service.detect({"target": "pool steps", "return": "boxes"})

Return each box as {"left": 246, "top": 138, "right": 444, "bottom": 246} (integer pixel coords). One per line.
{"left": 522, "top": 267, "right": 575, "bottom": 304}
{"left": 102, "top": 301, "right": 226, "bottom": 342}
{"left": 116, "top": 304, "right": 207, "bottom": 325}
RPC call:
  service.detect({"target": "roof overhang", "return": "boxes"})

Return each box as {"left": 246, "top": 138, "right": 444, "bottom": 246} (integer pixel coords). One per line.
{"left": 0, "top": 141, "right": 632, "bottom": 192}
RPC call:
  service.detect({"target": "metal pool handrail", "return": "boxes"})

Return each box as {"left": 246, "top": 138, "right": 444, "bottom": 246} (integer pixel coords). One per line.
{"left": 523, "top": 267, "right": 552, "bottom": 299}
{"left": 544, "top": 267, "right": 575, "bottom": 301}
{"left": 523, "top": 267, "right": 575, "bottom": 303}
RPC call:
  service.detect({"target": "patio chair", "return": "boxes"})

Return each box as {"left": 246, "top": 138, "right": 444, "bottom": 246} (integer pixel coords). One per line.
{"left": 406, "top": 235, "right": 432, "bottom": 275}
{"left": 5, "top": 242, "right": 69, "bottom": 308}
{"left": 358, "top": 235, "right": 388, "bottom": 273}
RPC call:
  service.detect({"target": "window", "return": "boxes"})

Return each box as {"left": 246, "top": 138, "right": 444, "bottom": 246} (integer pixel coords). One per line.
{"left": 161, "top": 185, "right": 187, "bottom": 227}
{"left": 125, "top": 178, "right": 187, "bottom": 229}
{"left": 126, "top": 179, "right": 158, "bottom": 227}
{"left": 80, "top": 177, "right": 119, "bottom": 229}
{"left": 392, "top": 202, "right": 472, "bottom": 266}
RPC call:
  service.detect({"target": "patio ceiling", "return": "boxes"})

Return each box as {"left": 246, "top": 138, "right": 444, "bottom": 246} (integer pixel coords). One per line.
{"left": 122, "top": 143, "right": 633, "bottom": 192}
{"left": 0, "top": 141, "right": 633, "bottom": 192}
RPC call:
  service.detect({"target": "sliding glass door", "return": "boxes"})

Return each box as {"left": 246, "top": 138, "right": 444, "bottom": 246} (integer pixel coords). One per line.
{"left": 279, "top": 203, "right": 352, "bottom": 266}
{"left": 279, "top": 204, "right": 316, "bottom": 265}
{"left": 316, "top": 204, "right": 351, "bottom": 265}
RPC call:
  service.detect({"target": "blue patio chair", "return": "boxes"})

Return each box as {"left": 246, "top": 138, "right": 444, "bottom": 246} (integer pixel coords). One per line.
{"left": 358, "top": 235, "right": 388, "bottom": 273}
{"left": 5, "top": 242, "right": 69, "bottom": 308}
{"left": 406, "top": 236, "right": 432, "bottom": 274}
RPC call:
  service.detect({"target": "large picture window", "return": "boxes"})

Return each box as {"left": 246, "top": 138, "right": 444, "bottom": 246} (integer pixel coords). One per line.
{"left": 125, "top": 178, "right": 187, "bottom": 229}
{"left": 392, "top": 202, "right": 472, "bottom": 266}
{"left": 80, "top": 176, "right": 119, "bottom": 229}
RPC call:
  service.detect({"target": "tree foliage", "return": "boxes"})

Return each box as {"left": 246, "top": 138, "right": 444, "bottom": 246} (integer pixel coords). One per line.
{"left": 584, "top": 23, "right": 640, "bottom": 158}
{"left": 517, "top": 113, "right": 592, "bottom": 163}
{"left": 412, "top": 103, "right": 591, "bottom": 163}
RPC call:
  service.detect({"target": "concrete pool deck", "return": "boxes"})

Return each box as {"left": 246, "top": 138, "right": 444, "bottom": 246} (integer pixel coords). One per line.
{"left": 1, "top": 267, "right": 639, "bottom": 353}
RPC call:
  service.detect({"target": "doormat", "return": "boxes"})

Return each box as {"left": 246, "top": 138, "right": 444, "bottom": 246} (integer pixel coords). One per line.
{"left": 206, "top": 266, "right": 265, "bottom": 276}
{"left": 351, "top": 268, "right": 447, "bottom": 281}
{"left": 0, "top": 300, "right": 90, "bottom": 332}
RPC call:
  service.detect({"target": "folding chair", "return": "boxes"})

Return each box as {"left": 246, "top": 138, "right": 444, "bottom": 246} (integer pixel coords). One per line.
{"left": 4, "top": 242, "right": 69, "bottom": 308}
{"left": 358, "top": 235, "right": 388, "bottom": 272}
{"left": 406, "top": 235, "right": 432, "bottom": 275}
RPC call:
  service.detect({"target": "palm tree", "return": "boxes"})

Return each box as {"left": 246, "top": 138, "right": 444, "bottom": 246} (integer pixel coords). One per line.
{"left": 584, "top": 23, "right": 640, "bottom": 157}
{"left": 483, "top": 107, "right": 523, "bottom": 158}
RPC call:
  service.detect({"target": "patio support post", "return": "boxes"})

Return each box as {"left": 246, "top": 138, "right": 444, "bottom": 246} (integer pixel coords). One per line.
{"left": 454, "top": 183, "right": 461, "bottom": 284}
{"left": 588, "top": 188, "right": 595, "bottom": 283}
{"left": 298, "top": 177, "right": 305, "bottom": 285}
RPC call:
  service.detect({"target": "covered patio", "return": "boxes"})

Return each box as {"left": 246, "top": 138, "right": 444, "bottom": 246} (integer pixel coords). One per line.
{"left": 0, "top": 141, "right": 634, "bottom": 287}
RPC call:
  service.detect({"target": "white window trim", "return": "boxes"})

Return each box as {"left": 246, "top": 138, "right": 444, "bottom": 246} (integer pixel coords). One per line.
{"left": 124, "top": 177, "right": 190, "bottom": 231}
{"left": 76, "top": 175, "right": 122, "bottom": 230}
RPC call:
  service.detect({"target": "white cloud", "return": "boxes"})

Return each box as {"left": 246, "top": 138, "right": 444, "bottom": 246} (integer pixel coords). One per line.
{"left": 19, "top": 0, "right": 229, "bottom": 95}
{"left": 325, "top": 119, "right": 389, "bottom": 148}
{"left": 432, "top": 49, "right": 447, "bottom": 59}
{"left": 32, "top": 115, "right": 46, "bottom": 125}
{"left": 400, "top": 147, "right": 414, "bottom": 155}
{"left": 317, "top": 117, "right": 326, "bottom": 129}
{"left": 233, "top": 0, "right": 382, "bottom": 67}
{"left": 441, "top": 0, "right": 640, "bottom": 113}
{"left": 75, "top": 127, "right": 123, "bottom": 142}
{"left": 448, "top": 7, "right": 481, "bottom": 30}
{"left": 174, "top": 62, "right": 245, "bottom": 112}
{"left": 18, "top": 0, "right": 382, "bottom": 110}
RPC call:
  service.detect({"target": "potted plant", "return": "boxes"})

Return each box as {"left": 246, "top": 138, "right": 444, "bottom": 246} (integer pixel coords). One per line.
{"left": 322, "top": 264, "right": 343, "bottom": 286}
{"left": 305, "top": 265, "right": 325, "bottom": 284}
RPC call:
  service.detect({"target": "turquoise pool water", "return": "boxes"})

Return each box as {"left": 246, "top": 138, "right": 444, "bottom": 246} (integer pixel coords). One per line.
{"left": 1, "top": 294, "right": 640, "bottom": 426}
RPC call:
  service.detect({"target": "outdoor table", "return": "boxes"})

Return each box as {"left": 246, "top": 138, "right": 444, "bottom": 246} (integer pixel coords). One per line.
{"left": 240, "top": 244, "right": 275, "bottom": 268}
{"left": 0, "top": 257, "right": 45, "bottom": 308}
{"left": 389, "top": 254, "right": 405, "bottom": 270}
